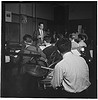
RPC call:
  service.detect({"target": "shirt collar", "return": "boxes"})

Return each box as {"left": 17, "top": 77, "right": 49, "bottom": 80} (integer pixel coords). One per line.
{"left": 71, "top": 39, "right": 74, "bottom": 42}
{"left": 79, "top": 40, "right": 84, "bottom": 43}
{"left": 26, "top": 44, "right": 30, "bottom": 48}
{"left": 45, "top": 43, "right": 51, "bottom": 47}
{"left": 63, "top": 52, "right": 72, "bottom": 58}
{"left": 39, "top": 29, "right": 43, "bottom": 31}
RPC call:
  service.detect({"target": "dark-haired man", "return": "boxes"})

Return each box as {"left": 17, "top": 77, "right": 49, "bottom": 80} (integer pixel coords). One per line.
{"left": 33, "top": 22, "right": 46, "bottom": 45}
{"left": 78, "top": 34, "right": 87, "bottom": 48}
{"left": 51, "top": 38, "right": 91, "bottom": 97}
{"left": 21, "top": 34, "right": 46, "bottom": 64}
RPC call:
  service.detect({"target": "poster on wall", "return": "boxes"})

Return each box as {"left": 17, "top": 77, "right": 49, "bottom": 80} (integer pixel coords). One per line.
{"left": 5, "top": 11, "right": 12, "bottom": 22}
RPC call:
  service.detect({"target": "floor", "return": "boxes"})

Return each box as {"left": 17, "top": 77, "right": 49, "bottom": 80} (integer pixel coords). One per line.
{"left": 1, "top": 60, "right": 97, "bottom": 98}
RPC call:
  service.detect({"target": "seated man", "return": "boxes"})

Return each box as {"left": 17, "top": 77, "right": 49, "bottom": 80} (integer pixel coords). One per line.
{"left": 44, "top": 35, "right": 52, "bottom": 48}
{"left": 42, "top": 36, "right": 62, "bottom": 66}
{"left": 69, "top": 34, "right": 79, "bottom": 49}
{"left": 78, "top": 34, "right": 87, "bottom": 48}
{"left": 69, "top": 34, "right": 81, "bottom": 56}
{"left": 21, "top": 34, "right": 46, "bottom": 64}
{"left": 39, "top": 35, "right": 52, "bottom": 50}
{"left": 51, "top": 38, "right": 91, "bottom": 97}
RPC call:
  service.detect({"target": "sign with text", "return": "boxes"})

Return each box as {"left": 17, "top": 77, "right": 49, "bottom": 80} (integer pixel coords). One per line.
{"left": 5, "top": 11, "right": 12, "bottom": 22}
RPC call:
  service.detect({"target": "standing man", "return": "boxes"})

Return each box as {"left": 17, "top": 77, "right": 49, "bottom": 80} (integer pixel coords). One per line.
{"left": 33, "top": 22, "right": 46, "bottom": 45}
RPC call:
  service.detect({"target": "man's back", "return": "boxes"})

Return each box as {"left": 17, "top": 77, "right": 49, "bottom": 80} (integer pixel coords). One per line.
{"left": 22, "top": 45, "right": 46, "bottom": 64}
{"left": 51, "top": 52, "right": 91, "bottom": 93}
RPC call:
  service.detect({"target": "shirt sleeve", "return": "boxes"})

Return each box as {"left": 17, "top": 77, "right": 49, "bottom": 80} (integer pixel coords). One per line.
{"left": 38, "top": 47, "right": 46, "bottom": 59}
{"left": 79, "top": 42, "right": 87, "bottom": 47}
{"left": 51, "top": 64, "right": 63, "bottom": 88}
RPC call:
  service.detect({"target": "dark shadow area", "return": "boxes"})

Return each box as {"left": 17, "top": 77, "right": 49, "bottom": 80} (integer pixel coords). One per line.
{"left": 1, "top": 60, "right": 97, "bottom": 98}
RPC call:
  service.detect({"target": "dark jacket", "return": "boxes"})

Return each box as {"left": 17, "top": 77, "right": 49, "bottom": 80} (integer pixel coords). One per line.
{"left": 33, "top": 29, "right": 46, "bottom": 41}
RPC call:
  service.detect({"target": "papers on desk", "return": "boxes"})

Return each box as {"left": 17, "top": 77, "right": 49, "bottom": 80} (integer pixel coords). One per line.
{"left": 5, "top": 56, "right": 10, "bottom": 62}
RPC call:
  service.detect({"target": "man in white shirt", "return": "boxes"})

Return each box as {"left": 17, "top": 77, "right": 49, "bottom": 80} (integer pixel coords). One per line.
{"left": 38, "top": 23, "right": 44, "bottom": 42}
{"left": 78, "top": 34, "right": 87, "bottom": 47}
{"left": 51, "top": 38, "right": 91, "bottom": 97}
{"left": 69, "top": 34, "right": 79, "bottom": 49}
{"left": 69, "top": 34, "right": 81, "bottom": 56}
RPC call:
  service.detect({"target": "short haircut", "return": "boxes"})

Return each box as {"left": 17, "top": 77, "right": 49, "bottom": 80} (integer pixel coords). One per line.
{"left": 69, "top": 34, "right": 76, "bottom": 40}
{"left": 44, "top": 36, "right": 51, "bottom": 42}
{"left": 23, "top": 34, "right": 32, "bottom": 41}
{"left": 56, "top": 38, "right": 71, "bottom": 54}
{"left": 78, "top": 34, "right": 84, "bottom": 40}
{"left": 38, "top": 22, "right": 44, "bottom": 26}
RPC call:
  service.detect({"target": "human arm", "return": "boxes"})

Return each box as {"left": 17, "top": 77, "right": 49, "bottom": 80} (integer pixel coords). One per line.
{"left": 33, "top": 30, "right": 39, "bottom": 41}
{"left": 51, "top": 64, "right": 63, "bottom": 89}
{"left": 37, "top": 47, "right": 46, "bottom": 59}
{"left": 78, "top": 41, "right": 87, "bottom": 48}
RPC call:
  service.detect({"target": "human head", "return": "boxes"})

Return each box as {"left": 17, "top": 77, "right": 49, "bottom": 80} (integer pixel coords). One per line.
{"left": 78, "top": 34, "right": 85, "bottom": 42}
{"left": 44, "top": 36, "right": 51, "bottom": 43}
{"left": 56, "top": 38, "right": 71, "bottom": 54}
{"left": 69, "top": 34, "right": 73, "bottom": 41}
{"left": 69, "top": 34, "right": 75, "bottom": 41}
{"left": 23, "top": 34, "right": 33, "bottom": 44}
{"left": 38, "top": 22, "right": 44, "bottom": 30}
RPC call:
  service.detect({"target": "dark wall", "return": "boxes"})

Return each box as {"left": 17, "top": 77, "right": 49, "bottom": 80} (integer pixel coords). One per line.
{"left": 68, "top": 2, "right": 97, "bottom": 44}
{"left": 68, "top": 19, "right": 92, "bottom": 37}
{"left": 4, "top": 2, "right": 97, "bottom": 43}
{"left": 5, "top": 22, "right": 20, "bottom": 42}
{"left": 54, "top": 5, "right": 69, "bottom": 34}
{"left": 69, "top": 2, "right": 93, "bottom": 20}
{"left": 4, "top": 2, "right": 54, "bottom": 42}
{"left": 68, "top": 19, "right": 95, "bottom": 45}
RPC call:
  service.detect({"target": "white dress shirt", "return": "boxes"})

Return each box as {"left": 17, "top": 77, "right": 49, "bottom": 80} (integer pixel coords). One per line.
{"left": 78, "top": 40, "right": 87, "bottom": 47}
{"left": 45, "top": 42, "right": 52, "bottom": 48}
{"left": 71, "top": 40, "right": 81, "bottom": 56}
{"left": 51, "top": 52, "right": 91, "bottom": 93}
{"left": 71, "top": 39, "right": 79, "bottom": 49}
{"left": 71, "top": 49, "right": 81, "bottom": 56}
{"left": 39, "top": 29, "right": 44, "bottom": 41}
{"left": 39, "top": 42, "right": 52, "bottom": 50}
